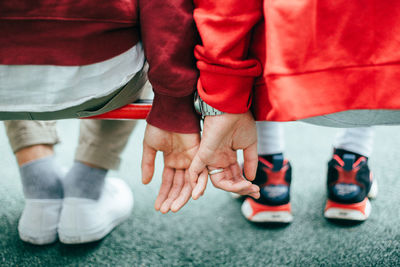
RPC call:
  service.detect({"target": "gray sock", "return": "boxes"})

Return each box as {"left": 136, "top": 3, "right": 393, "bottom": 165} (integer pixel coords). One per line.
{"left": 19, "top": 156, "right": 63, "bottom": 199}
{"left": 63, "top": 162, "right": 107, "bottom": 200}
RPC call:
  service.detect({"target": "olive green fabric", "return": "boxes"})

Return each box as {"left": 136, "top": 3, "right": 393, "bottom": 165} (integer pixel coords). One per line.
{"left": 0, "top": 64, "right": 147, "bottom": 120}
{"left": 303, "top": 110, "right": 400, "bottom": 127}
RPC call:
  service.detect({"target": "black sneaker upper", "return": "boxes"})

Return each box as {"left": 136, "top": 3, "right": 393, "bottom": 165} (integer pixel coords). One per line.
{"left": 327, "top": 153, "right": 372, "bottom": 204}
{"left": 249, "top": 154, "right": 292, "bottom": 206}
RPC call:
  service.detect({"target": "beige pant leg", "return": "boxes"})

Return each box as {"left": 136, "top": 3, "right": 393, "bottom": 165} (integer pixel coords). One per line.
{"left": 75, "top": 120, "right": 136, "bottom": 170}
{"left": 74, "top": 67, "right": 148, "bottom": 170}
{"left": 4, "top": 121, "right": 59, "bottom": 153}
{"left": 4, "top": 119, "right": 134, "bottom": 169}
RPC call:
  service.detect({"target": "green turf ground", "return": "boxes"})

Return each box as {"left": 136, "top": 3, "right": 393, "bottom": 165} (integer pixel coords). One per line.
{"left": 0, "top": 120, "right": 399, "bottom": 266}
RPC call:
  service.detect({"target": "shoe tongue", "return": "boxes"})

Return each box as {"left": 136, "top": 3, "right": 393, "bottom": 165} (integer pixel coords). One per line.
{"left": 272, "top": 154, "right": 284, "bottom": 171}
{"left": 343, "top": 154, "right": 356, "bottom": 171}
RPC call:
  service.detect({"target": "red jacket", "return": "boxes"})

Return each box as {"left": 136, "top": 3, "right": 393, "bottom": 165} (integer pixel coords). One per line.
{"left": 194, "top": 0, "right": 400, "bottom": 121}
{"left": 0, "top": 0, "right": 200, "bottom": 133}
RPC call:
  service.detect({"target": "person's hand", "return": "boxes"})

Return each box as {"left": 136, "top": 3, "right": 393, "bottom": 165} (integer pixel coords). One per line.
{"left": 189, "top": 111, "right": 260, "bottom": 200}
{"left": 141, "top": 124, "right": 200, "bottom": 213}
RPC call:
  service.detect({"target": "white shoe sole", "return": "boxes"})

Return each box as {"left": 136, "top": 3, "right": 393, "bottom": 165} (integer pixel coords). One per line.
{"left": 241, "top": 199, "right": 293, "bottom": 223}
{"left": 19, "top": 230, "right": 58, "bottom": 245}
{"left": 18, "top": 199, "right": 62, "bottom": 245}
{"left": 368, "top": 177, "right": 378, "bottom": 199}
{"left": 324, "top": 177, "right": 377, "bottom": 221}
{"left": 58, "top": 178, "right": 133, "bottom": 244}
{"left": 58, "top": 212, "right": 131, "bottom": 244}
{"left": 324, "top": 198, "right": 371, "bottom": 221}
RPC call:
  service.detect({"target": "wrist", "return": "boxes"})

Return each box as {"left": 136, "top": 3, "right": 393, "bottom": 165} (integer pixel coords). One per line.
{"left": 146, "top": 93, "right": 201, "bottom": 133}
{"left": 194, "top": 92, "right": 225, "bottom": 119}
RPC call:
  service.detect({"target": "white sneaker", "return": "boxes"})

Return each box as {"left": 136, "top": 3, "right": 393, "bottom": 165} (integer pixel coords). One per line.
{"left": 58, "top": 177, "right": 134, "bottom": 244}
{"left": 18, "top": 199, "right": 63, "bottom": 245}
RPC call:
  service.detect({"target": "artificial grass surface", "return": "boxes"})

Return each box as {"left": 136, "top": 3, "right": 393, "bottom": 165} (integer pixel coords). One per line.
{"left": 0, "top": 121, "right": 399, "bottom": 266}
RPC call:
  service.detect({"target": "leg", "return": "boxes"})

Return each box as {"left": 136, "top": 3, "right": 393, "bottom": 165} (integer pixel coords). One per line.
{"left": 75, "top": 119, "right": 137, "bottom": 170}
{"left": 4, "top": 120, "right": 63, "bottom": 245}
{"left": 63, "top": 119, "right": 136, "bottom": 199}
{"left": 5, "top": 120, "right": 57, "bottom": 165}
{"left": 241, "top": 121, "right": 293, "bottom": 223}
{"left": 58, "top": 119, "right": 136, "bottom": 244}
{"left": 257, "top": 121, "right": 285, "bottom": 156}
{"left": 334, "top": 127, "right": 374, "bottom": 158}
{"left": 325, "top": 127, "right": 377, "bottom": 221}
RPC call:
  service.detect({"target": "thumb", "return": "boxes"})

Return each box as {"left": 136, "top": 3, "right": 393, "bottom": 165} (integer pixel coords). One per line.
{"left": 188, "top": 153, "right": 207, "bottom": 189}
{"left": 243, "top": 142, "right": 258, "bottom": 181}
{"left": 141, "top": 142, "right": 157, "bottom": 184}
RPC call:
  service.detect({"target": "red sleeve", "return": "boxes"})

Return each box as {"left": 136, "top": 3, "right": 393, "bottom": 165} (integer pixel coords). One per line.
{"left": 193, "top": 0, "right": 263, "bottom": 113}
{"left": 139, "top": 0, "right": 200, "bottom": 133}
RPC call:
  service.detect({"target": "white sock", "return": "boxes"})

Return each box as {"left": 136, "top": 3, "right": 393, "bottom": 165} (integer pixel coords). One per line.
{"left": 334, "top": 127, "right": 374, "bottom": 157}
{"left": 256, "top": 121, "right": 285, "bottom": 155}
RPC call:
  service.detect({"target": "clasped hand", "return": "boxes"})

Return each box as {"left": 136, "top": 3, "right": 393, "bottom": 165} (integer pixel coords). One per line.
{"left": 141, "top": 111, "right": 260, "bottom": 213}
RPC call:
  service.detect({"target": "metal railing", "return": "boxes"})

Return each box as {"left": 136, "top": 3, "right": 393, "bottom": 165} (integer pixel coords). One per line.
{"left": 83, "top": 99, "right": 152, "bottom": 120}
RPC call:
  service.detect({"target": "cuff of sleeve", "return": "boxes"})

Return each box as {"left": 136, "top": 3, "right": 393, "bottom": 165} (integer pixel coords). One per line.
{"left": 197, "top": 62, "right": 261, "bottom": 114}
{"left": 146, "top": 93, "right": 201, "bottom": 133}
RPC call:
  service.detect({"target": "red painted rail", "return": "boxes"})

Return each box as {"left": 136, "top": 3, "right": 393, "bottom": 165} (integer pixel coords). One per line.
{"left": 83, "top": 99, "right": 152, "bottom": 120}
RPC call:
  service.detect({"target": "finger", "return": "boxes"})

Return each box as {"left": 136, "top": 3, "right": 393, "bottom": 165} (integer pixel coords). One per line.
{"left": 170, "top": 183, "right": 191, "bottom": 212}
{"left": 154, "top": 168, "right": 174, "bottom": 211}
{"left": 188, "top": 154, "right": 207, "bottom": 188}
{"left": 141, "top": 143, "right": 157, "bottom": 184}
{"left": 235, "top": 184, "right": 260, "bottom": 196}
{"left": 225, "top": 180, "right": 254, "bottom": 193}
{"left": 230, "top": 164, "right": 251, "bottom": 189}
{"left": 230, "top": 163, "right": 244, "bottom": 181}
{"left": 249, "top": 191, "right": 261, "bottom": 199}
{"left": 160, "top": 170, "right": 185, "bottom": 214}
{"left": 192, "top": 169, "right": 208, "bottom": 200}
{"left": 209, "top": 168, "right": 251, "bottom": 193}
{"left": 243, "top": 143, "right": 258, "bottom": 181}
{"left": 171, "top": 172, "right": 192, "bottom": 212}
{"left": 208, "top": 168, "right": 231, "bottom": 190}
{"left": 211, "top": 175, "right": 257, "bottom": 194}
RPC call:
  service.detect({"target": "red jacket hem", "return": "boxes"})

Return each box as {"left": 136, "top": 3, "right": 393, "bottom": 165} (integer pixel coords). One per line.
{"left": 254, "top": 63, "right": 400, "bottom": 121}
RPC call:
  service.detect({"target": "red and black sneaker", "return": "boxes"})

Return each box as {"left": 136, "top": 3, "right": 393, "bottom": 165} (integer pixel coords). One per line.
{"left": 324, "top": 152, "right": 378, "bottom": 221}
{"left": 241, "top": 154, "right": 293, "bottom": 223}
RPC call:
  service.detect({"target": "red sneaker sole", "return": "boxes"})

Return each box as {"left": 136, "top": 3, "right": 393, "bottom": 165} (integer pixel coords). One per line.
{"left": 324, "top": 198, "right": 371, "bottom": 221}
{"left": 241, "top": 198, "right": 293, "bottom": 223}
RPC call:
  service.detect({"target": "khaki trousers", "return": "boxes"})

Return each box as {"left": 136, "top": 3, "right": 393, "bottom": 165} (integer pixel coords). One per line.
{"left": 4, "top": 120, "right": 135, "bottom": 170}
